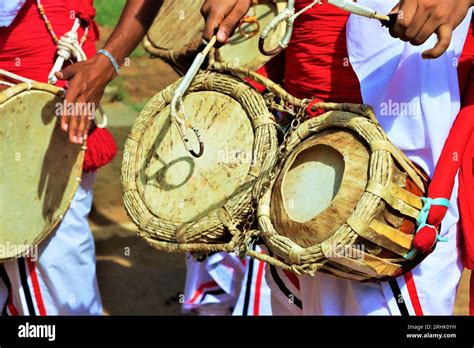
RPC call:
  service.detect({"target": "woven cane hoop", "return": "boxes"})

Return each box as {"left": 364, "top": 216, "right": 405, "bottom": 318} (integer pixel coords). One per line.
{"left": 121, "top": 71, "right": 278, "bottom": 253}
{"left": 253, "top": 109, "right": 427, "bottom": 279}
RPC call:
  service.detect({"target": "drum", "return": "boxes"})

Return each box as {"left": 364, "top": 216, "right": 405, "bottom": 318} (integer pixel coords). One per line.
{"left": 144, "top": 0, "right": 287, "bottom": 75}
{"left": 0, "top": 71, "right": 85, "bottom": 261}
{"left": 121, "top": 71, "right": 278, "bottom": 253}
{"left": 256, "top": 104, "right": 430, "bottom": 281}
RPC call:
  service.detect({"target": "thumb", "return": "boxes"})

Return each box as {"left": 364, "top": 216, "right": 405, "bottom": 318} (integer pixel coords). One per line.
{"left": 55, "top": 65, "right": 77, "bottom": 81}
{"left": 217, "top": 19, "right": 234, "bottom": 43}
{"left": 216, "top": 1, "right": 251, "bottom": 43}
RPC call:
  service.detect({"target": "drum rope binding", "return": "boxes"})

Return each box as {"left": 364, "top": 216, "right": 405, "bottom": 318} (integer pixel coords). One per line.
{"left": 0, "top": 69, "right": 34, "bottom": 90}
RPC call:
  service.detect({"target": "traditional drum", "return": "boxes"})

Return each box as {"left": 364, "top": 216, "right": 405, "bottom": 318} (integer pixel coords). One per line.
{"left": 0, "top": 71, "right": 85, "bottom": 261}
{"left": 255, "top": 103, "right": 430, "bottom": 281}
{"left": 143, "top": 0, "right": 287, "bottom": 75}
{"left": 121, "top": 71, "right": 278, "bottom": 253}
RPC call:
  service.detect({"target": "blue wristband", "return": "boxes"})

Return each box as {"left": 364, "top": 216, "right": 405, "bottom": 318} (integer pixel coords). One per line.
{"left": 97, "top": 49, "right": 121, "bottom": 75}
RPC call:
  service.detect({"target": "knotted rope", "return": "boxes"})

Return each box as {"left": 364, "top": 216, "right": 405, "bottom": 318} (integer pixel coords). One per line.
{"left": 37, "top": 0, "right": 107, "bottom": 128}
{"left": 48, "top": 18, "right": 88, "bottom": 85}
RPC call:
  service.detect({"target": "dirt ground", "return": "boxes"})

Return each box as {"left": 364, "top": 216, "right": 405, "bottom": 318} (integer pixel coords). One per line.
{"left": 90, "top": 27, "right": 471, "bottom": 316}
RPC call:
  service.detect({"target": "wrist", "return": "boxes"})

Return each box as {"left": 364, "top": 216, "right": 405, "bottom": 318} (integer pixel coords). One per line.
{"left": 93, "top": 54, "right": 117, "bottom": 82}
{"left": 96, "top": 48, "right": 122, "bottom": 77}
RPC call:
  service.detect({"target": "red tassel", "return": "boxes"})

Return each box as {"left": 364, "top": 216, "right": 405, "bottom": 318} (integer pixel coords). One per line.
{"left": 426, "top": 205, "right": 449, "bottom": 226}
{"left": 83, "top": 127, "right": 117, "bottom": 172}
{"left": 413, "top": 225, "right": 438, "bottom": 255}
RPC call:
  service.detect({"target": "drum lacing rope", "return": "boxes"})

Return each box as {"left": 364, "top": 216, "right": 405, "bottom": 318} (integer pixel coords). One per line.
{"left": 0, "top": 81, "right": 14, "bottom": 87}
{"left": 171, "top": 36, "right": 217, "bottom": 158}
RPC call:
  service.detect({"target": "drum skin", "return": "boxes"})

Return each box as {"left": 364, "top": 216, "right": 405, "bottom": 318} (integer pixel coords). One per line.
{"left": 137, "top": 91, "right": 254, "bottom": 224}
{"left": 271, "top": 130, "right": 369, "bottom": 248}
{"left": 144, "top": 0, "right": 288, "bottom": 74}
{"left": 0, "top": 82, "right": 84, "bottom": 261}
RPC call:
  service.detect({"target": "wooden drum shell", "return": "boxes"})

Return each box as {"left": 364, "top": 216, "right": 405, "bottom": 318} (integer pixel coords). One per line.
{"left": 257, "top": 106, "right": 429, "bottom": 281}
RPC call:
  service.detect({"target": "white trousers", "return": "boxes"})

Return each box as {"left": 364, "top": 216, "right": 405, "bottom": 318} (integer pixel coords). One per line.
{"left": 266, "top": 222, "right": 462, "bottom": 315}
{"left": 183, "top": 245, "right": 272, "bottom": 316}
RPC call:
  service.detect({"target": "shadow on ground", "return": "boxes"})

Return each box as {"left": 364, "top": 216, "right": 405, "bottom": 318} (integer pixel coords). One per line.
{"left": 94, "top": 229, "right": 186, "bottom": 315}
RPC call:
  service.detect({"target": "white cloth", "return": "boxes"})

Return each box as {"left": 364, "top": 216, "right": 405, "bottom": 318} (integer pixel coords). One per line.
{"left": 183, "top": 245, "right": 272, "bottom": 315}
{"left": 0, "top": 172, "right": 102, "bottom": 315}
{"left": 0, "top": 0, "right": 25, "bottom": 27}
{"left": 266, "top": 1, "right": 472, "bottom": 315}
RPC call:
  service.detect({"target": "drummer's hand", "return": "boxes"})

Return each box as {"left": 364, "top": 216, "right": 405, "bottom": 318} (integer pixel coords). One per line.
{"left": 55, "top": 54, "right": 115, "bottom": 144}
{"left": 389, "top": 0, "right": 473, "bottom": 59}
{"left": 201, "top": 0, "right": 252, "bottom": 45}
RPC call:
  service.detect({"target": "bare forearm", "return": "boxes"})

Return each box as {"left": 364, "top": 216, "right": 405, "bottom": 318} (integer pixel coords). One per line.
{"left": 102, "top": 0, "right": 162, "bottom": 66}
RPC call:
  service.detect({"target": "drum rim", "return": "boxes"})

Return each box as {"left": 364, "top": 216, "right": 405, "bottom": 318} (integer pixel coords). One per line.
{"left": 121, "top": 71, "right": 279, "bottom": 254}
{"left": 0, "top": 82, "right": 84, "bottom": 261}
{"left": 257, "top": 108, "right": 428, "bottom": 281}
{"left": 0, "top": 81, "right": 64, "bottom": 104}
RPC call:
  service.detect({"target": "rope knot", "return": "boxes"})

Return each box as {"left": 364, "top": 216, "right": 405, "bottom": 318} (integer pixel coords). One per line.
{"left": 57, "top": 30, "right": 81, "bottom": 61}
